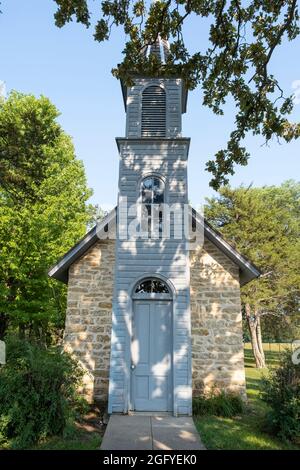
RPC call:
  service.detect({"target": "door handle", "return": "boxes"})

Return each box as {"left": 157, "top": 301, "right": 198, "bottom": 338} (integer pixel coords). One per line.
{"left": 130, "top": 363, "right": 136, "bottom": 370}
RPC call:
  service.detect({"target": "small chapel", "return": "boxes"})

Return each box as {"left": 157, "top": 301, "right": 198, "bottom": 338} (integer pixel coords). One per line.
{"left": 49, "top": 36, "right": 260, "bottom": 416}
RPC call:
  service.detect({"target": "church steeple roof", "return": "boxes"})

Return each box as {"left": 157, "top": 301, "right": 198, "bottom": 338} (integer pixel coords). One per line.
{"left": 143, "top": 35, "right": 170, "bottom": 64}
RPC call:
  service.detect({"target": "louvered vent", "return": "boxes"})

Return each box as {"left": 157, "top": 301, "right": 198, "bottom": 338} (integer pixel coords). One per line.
{"left": 141, "top": 86, "right": 166, "bottom": 137}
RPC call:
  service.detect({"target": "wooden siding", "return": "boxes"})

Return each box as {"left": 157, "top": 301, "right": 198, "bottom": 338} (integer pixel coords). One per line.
{"left": 108, "top": 137, "right": 192, "bottom": 415}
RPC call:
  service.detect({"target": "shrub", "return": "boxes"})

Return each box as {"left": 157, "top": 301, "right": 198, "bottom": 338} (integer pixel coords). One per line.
{"left": 193, "top": 390, "right": 244, "bottom": 417}
{"left": 0, "top": 336, "right": 85, "bottom": 449}
{"left": 261, "top": 350, "right": 300, "bottom": 444}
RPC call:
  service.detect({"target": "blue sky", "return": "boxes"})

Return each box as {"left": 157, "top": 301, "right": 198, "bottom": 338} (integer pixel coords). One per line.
{"left": 0, "top": 0, "right": 299, "bottom": 210}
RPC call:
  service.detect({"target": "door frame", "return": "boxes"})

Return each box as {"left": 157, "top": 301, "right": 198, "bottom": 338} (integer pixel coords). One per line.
{"left": 127, "top": 275, "right": 176, "bottom": 414}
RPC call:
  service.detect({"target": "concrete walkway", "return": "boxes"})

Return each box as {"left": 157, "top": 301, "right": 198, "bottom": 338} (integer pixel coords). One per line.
{"left": 100, "top": 415, "right": 206, "bottom": 450}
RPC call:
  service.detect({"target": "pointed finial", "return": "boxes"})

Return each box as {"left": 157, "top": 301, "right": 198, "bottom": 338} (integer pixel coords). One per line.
{"left": 142, "top": 1, "right": 170, "bottom": 63}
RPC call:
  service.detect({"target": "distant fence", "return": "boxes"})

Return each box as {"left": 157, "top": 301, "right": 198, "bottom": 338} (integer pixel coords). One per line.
{"left": 244, "top": 342, "right": 293, "bottom": 353}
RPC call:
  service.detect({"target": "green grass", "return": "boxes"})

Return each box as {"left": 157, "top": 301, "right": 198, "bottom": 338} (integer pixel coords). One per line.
{"left": 3, "top": 344, "right": 296, "bottom": 450}
{"left": 194, "top": 346, "right": 300, "bottom": 450}
{"left": 244, "top": 342, "right": 292, "bottom": 354}
{"left": 1, "top": 425, "right": 102, "bottom": 450}
{"left": 31, "top": 424, "right": 102, "bottom": 450}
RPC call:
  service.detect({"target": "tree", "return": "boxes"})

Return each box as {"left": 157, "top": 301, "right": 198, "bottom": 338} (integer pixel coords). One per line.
{"left": 205, "top": 181, "right": 300, "bottom": 368}
{"left": 259, "top": 310, "right": 300, "bottom": 342}
{"left": 53, "top": 0, "right": 300, "bottom": 188}
{"left": 0, "top": 91, "right": 62, "bottom": 201}
{"left": 0, "top": 92, "right": 92, "bottom": 341}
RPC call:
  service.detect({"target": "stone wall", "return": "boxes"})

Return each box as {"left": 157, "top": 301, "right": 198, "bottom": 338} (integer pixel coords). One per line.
{"left": 190, "top": 239, "right": 246, "bottom": 398}
{"left": 64, "top": 236, "right": 246, "bottom": 404}
{"left": 63, "top": 240, "right": 115, "bottom": 403}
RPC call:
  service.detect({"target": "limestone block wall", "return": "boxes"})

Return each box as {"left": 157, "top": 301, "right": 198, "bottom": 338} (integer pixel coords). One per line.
{"left": 63, "top": 240, "right": 115, "bottom": 403}
{"left": 63, "top": 236, "right": 246, "bottom": 404}
{"left": 190, "top": 239, "right": 246, "bottom": 398}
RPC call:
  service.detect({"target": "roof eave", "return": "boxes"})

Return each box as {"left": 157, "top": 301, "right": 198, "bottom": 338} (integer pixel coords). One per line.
{"left": 48, "top": 208, "right": 117, "bottom": 284}
{"left": 200, "top": 216, "right": 261, "bottom": 286}
{"left": 48, "top": 207, "right": 261, "bottom": 287}
{"left": 48, "top": 225, "right": 97, "bottom": 284}
{"left": 182, "top": 83, "right": 188, "bottom": 114}
{"left": 120, "top": 80, "right": 127, "bottom": 111}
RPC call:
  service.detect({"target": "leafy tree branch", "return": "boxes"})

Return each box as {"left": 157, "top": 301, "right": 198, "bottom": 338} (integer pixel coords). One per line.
{"left": 53, "top": 1, "right": 300, "bottom": 188}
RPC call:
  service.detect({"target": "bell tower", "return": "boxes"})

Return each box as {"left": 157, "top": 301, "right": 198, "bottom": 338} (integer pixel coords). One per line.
{"left": 108, "top": 36, "right": 192, "bottom": 416}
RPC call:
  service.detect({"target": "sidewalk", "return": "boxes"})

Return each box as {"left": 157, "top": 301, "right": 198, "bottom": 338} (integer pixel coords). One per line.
{"left": 100, "top": 415, "right": 206, "bottom": 450}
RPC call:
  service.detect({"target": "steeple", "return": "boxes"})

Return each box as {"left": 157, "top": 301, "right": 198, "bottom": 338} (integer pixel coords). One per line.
{"left": 121, "top": 33, "right": 188, "bottom": 115}
{"left": 108, "top": 19, "right": 193, "bottom": 416}
{"left": 142, "top": 35, "right": 170, "bottom": 64}
{"left": 120, "top": 35, "right": 187, "bottom": 139}
{"left": 140, "top": 0, "right": 171, "bottom": 63}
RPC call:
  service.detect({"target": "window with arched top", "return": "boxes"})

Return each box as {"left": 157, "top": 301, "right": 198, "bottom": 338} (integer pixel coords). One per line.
{"left": 141, "top": 86, "right": 166, "bottom": 137}
{"left": 141, "top": 176, "right": 165, "bottom": 237}
{"left": 134, "top": 279, "right": 170, "bottom": 295}
{"left": 141, "top": 176, "right": 165, "bottom": 205}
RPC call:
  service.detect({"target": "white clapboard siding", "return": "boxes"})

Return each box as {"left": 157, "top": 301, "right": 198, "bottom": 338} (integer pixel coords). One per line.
{"left": 108, "top": 77, "right": 192, "bottom": 416}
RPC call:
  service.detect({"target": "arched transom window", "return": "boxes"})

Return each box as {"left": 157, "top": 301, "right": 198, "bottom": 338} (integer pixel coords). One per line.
{"left": 141, "top": 86, "right": 166, "bottom": 137}
{"left": 135, "top": 279, "right": 170, "bottom": 295}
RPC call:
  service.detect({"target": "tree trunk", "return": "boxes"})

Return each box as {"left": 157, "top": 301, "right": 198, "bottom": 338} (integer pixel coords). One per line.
{"left": 245, "top": 303, "right": 266, "bottom": 368}
{"left": 256, "top": 313, "right": 266, "bottom": 367}
{"left": 0, "top": 312, "right": 9, "bottom": 340}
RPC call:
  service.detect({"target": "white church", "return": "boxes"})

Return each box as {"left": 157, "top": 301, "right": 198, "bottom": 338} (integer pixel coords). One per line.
{"left": 49, "top": 36, "right": 260, "bottom": 416}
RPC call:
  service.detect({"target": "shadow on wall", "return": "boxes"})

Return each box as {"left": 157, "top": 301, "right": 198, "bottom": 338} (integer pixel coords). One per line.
{"left": 63, "top": 147, "right": 246, "bottom": 406}
{"left": 64, "top": 231, "right": 246, "bottom": 407}
{"left": 190, "top": 239, "right": 246, "bottom": 398}
{"left": 108, "top": 228, "right": 246, "bottom": 410}
{"left": 63, "top": 239, "right": 115, "bottom": 404}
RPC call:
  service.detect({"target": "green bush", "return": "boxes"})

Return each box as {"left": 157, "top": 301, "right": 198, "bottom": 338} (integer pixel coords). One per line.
{"left": 193, "top": 390, "right": 244, "bottom": 417}
{"left": 261, "top": 350, "right": 300, "bottom": 444}
{"left": 0, "top": 336, "right": 85, "bottom": 449}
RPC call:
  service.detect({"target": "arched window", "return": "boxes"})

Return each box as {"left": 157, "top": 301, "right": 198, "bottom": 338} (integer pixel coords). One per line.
{"left": 135, "top": 279, "right": 170, "bottom": 295}
{"left": 141, "top": 176, "right": 164, "bottom": 205}
{"left": 141, "top": 176, "right": 165, "bottom": 237}
{"left": 141, "top": 86, "right": 166, "bottom": 137}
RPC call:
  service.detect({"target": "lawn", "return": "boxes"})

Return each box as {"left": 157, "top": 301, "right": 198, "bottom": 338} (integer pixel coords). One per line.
{"left": 33, "top": 426, "right": 102, "bottom": 450}
{"left": 1, "top": 424, "right": 102, "bottom": 451}
{"left": 4, "top": 344, "right": 296, "bottom": 450}
{"left": 195, "top": 345, "right": 299, "bottom": 450}
{"left": 0, "top": 409, "right": 105, "bottom": 450}
{"left": 30, "top": 411, "right": 104, "bottom": 450}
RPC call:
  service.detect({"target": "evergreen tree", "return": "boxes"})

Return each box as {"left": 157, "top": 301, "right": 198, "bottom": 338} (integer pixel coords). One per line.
{"left": 205, "top": 181, "right": 300, "bottom": 367}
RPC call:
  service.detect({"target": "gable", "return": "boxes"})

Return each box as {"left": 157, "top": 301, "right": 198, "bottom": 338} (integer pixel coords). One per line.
{"left": 48, "top": 207, "right": 261, "bottom": 286}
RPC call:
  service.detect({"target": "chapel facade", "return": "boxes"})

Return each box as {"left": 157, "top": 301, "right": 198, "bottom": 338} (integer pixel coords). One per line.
{"left": 49, "top": 37, "right": 260, "bottom": 415}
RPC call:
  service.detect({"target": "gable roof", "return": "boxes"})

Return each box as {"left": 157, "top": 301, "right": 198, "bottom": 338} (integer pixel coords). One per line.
{"left": 48, "top": 207, "right": 261, "bottom": 286}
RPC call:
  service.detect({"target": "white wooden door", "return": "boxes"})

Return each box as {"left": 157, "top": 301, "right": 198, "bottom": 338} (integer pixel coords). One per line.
{"left": 131, "top": 300, "right": 172, "bottom": 411}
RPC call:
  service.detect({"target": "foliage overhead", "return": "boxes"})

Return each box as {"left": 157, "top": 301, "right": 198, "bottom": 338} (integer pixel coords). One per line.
{"left": 53, "top": 0, "right": 300, "bottom": 188}
{"left": 0, "top": 92, "right": 92, "bottom": 341}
